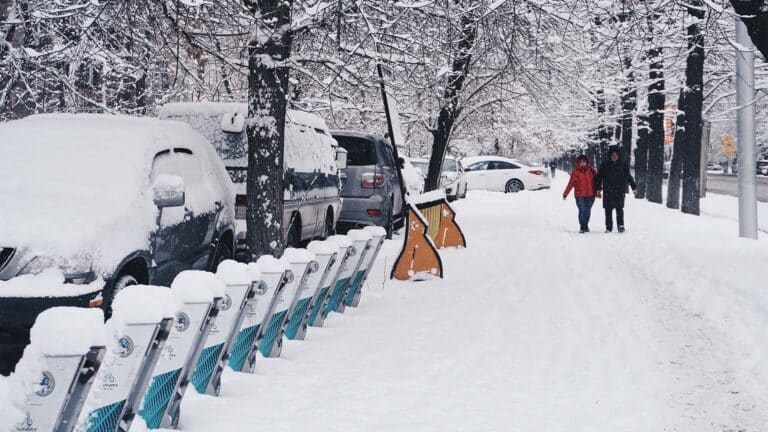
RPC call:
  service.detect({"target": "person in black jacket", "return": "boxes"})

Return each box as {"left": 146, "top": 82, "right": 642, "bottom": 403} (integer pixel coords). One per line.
{"left": 594, "top": 147, "right": 636, "bottom": 233}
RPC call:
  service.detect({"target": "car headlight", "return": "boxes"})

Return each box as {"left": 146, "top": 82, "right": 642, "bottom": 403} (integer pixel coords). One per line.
{"left": 19, "top": 255, "right": 95, "bottom": 284}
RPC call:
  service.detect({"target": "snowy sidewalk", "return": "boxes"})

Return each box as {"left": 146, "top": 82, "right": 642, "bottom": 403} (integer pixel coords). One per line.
{"left": 172, "top": 181, "right": 768, "bottom": 432}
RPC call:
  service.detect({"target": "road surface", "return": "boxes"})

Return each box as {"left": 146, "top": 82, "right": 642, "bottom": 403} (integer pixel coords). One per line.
{"left": 706, "top": 173, "right": 768, "bottom": 202}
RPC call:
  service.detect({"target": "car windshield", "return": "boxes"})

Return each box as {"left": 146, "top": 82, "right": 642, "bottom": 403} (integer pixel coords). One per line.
{"left": 333, "top": 136, "right": 378, "bottom": 166}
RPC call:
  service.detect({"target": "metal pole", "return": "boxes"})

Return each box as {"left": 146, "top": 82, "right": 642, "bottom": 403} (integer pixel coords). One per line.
{"left": 735, "top": 19, "right": 758, "bottom": 239}
{"left": 699, "top": 120, "right": 710, "bottom": 198}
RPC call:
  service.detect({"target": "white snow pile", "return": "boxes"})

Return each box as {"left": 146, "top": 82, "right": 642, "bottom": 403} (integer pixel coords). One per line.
{"left": 306, "top": 240, "right": 338, "bottom": 256}
{"left": 400, "top": 158, "right": 425, "bottom": 194}
{"left": 363, "top": 226, "right": 387, "bottom": 237}
{"left": 111, "top": 285, "right": 176, "bottom": 324}
{"left": 171, "top": 270, "right": 225, "bottom": 303}
{"left": 0, "top": 115, "right": 164, "bottom": 272}
{"left": 0, "top": 268, "right": 103, "bottom": 298}
{"left": 346, "top": 229, "right": 373, "bottom": 242}
{"left": 0, "top": 307, "right": 106, "bottom": 430}
{"left": 255, "top": 255, "right": 287, "bottom": 274}
{"left": 215, "top": 260, "right": 254, "bottom": 286}
{"left": 280, "top": 247, "right": 317, "bottom": 264}
{"left": 326, "top": 234, "right": 353, "bottom": 248}
{"left": 151, "top": 174, "right": 185, "bottom": 203}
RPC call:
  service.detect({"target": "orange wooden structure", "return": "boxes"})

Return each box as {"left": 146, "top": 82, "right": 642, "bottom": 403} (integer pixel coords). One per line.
{"left": 390, "top": 204, "right": 443, "bottom": 281}
{"left": 415, "top": 198, "right": 466, "bottom": 249}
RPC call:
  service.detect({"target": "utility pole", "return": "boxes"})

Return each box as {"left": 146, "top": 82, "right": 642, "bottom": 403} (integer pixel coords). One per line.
{"left": 735, "top": 18, "right": 758, "bottom": 239}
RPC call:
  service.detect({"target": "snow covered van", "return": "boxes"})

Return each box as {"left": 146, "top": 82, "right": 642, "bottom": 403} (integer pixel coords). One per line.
{"left": 159, "top": 103, "right": 344, "bottom": 254}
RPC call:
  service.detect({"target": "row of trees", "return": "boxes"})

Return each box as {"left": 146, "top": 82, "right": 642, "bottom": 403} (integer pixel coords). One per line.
{"left": 2, "top": 0, "right": 767, "bottom": 252}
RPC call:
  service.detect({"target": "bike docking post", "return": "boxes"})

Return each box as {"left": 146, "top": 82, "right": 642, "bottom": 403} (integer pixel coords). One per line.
{"left": 284, "top": 250, "right": 323, "bottom": 341}
{"left": 231, "top": 256, "right": 288, "bottom": 374}
{"left": 318, "top": 235, "right": 355, "bottom": 323}
{"left": 290, "top": 240, "right": 337, "bottom": 340}
{"left": 307, "top": 239, "right": 349, "bottom": 328}
{"left": 327, "top": 230, "right": 371, "bottom": 315}
{"left": 138, "top": 272, "right": 224, "bottom": 430}
{"left": 6, "top": 307, "right": 106, "bottom": 432}
{"left": 78, "top": 286, "right": 175, "bottom": 432}
{"left": 259, "top": 248, "right": 315, "bottom": 358}
{"left": 345, "top": 226, "right": 387, "bottom": 308}
{"left": 191, "top": 260, "right": 258, "bottom": 396}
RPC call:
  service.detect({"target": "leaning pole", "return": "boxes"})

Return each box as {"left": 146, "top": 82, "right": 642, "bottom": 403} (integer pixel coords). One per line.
{"left": 735, "top": 18, "right": 758, "bottom": 239}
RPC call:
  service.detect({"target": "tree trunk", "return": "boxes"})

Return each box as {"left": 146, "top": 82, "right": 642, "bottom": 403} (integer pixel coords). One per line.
{"left": 425, "top": 11, "right": 476, "bottom": 192}
{"left": 666, "top": 90, "right": 686, "bottom": 209}
{"left": 620, "top": 67, "right": 636, "bottom": 166}
{"left": 245, "top": 0, "right": 293, "bottom": 259}
{"left": 681, "top": 0, "right": 705, "bottom": 215}
{"left": 729, "top": 0, "right": 768, "bottom": 62}
{"left": 634, "top": 114, "right": 649, "bottom": 199}
{"left": 645, "top": 47, "right": 665, "bottom": 204}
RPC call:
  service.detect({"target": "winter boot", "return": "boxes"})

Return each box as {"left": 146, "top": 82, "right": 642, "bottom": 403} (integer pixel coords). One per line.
{"left": 579, "top": 226, "right": 586, "bottom": 234}
{"left": 618, "top": 226, "right": 625, "bottom": 233}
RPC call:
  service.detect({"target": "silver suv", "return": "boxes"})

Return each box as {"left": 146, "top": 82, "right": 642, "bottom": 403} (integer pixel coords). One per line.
{"left": 332, "top": 131, "right": 405, "bottom": 238}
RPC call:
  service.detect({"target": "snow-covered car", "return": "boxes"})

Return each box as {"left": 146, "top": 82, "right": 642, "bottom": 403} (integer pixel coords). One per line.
{"left": 0, "top": 114, "right": 236, "bottom": 371}
{"left": 160, "top": 103, "right": 344, "bottom": 254}
{"left": 461, "top": 156, "right": 551, "bottom": 193}
{"left": 407, "top": 156, "right": 467, "bottom": 201}
{"left": 756, "top": 160, "right": 768, "bottom": 176}
{"left": 401, "top": 157, "right": 425, "bottom": 195}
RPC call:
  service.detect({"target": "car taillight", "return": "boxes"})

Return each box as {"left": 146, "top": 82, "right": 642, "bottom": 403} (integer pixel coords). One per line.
{"left": 367, "top": 209, "right": 381, "bottom": 216}
{"left": 361, "top": 172, "right": 385, "bottom": 188}
{"left": 235, "top": 194, "right": 247, "bottom": 206}
{"left": 528, "top": 170, "right": 544, "bottom": 176}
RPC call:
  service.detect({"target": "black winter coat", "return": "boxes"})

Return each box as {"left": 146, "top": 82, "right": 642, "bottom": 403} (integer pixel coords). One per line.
{"left": 594, "top": 159, "right": 636, "bottom": 209}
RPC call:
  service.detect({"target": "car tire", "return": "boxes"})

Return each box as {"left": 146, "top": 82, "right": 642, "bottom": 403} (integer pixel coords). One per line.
{"left": 505, "top": 179, "right": 524, "bottom": 193}
{"left": 322, "top": 209, "right": 334, "bottom": 239}
{"left": 211, "top": 242, "right": 232, "bottom": 272}
{"left": 287, "top": 213, "right": 302, "bottom": 248}
{"left": 104, "top": 273, "right": 138, "bottom": 319}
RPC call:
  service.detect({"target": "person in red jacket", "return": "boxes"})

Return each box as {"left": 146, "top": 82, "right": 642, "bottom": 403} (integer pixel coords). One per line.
{"left": 563, "top": 154, "right": 597, "bottom": 233}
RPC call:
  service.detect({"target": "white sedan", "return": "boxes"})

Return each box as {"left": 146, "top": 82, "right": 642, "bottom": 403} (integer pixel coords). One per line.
{"left": 461, "top": 156, "right": 551, "bottom": 193}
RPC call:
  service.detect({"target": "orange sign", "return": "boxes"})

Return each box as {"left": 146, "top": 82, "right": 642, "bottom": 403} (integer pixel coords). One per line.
{"left": 723, "top": 135, "right": 736, "bottom": 157}
{"left": 664, "top": 103, "right": 677, "bottom": 145}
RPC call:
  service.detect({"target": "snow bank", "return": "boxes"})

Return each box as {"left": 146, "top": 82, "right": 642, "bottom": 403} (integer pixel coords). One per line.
{"left": 111, "top": 285, "right": 176, "bottom": 324}
{"left": 215, "top": 260, "right": 254, "bottom": 285}
{"left": 400, "top": 159, "right": 425, "bottom": 194}
{"left": 171, "top": 270, "right": 225, "bottom": 303}
{"left": 0, "top": 268, "right": 103, "bottom": 298}
{"left": 280, "top": 248, "right": 316, "bottom": 264}
{"left": 363, "top": 226, "right": 387, "bottom": 237}
{"left": 255, "top": 255, "right": 287, "bottom": 273}
{"left": 307, "top": 240, "right": 338, "bottom": 255}
{"left": 327, "top": 235, "right": 353, "bottom": 248}
{"left": 346, "top": 229, "right": 373, "bottom": 242}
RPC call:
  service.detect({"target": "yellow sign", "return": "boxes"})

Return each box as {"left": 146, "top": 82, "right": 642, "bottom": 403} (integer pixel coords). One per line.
{"left": 723, "top": 135, "right": 736, "bottom": 157}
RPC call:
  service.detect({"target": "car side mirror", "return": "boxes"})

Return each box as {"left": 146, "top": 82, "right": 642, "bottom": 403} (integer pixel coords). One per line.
{"left": 335, "top": 147, "right": 348, "bottom": 170}
{"left": 152, "top": 174, "right": 186, "bottom": 208}
{"left": 221, "top": 112, "right": 245, "bottom": 134}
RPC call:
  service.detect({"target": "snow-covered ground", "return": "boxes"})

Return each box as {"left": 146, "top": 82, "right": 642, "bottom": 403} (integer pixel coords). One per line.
{"left": 168, "top": 177, "right": 767, "bottom": 431}
{"left": 2, "top": 177, "right": 767, "bottom": 431}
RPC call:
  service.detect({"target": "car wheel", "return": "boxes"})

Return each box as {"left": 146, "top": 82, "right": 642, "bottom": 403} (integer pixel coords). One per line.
{"left": 105, "top": 274, "right": 138, "bottom": 319}
{"left": 505, "top": 179, "right": 524, "bottom": 193}
{"left": 322, "top": 210, "right": 334, "bottom": 239}
{"left": 211, "top": 242, "right": 232, "bottom": 272}
{"left": 287, "top": 214, "right": 302, "bottom": 248}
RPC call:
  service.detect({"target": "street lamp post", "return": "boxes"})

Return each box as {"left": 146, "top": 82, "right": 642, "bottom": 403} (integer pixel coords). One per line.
{"left": 735, "top": 18, "right": 758, "bottom": 239}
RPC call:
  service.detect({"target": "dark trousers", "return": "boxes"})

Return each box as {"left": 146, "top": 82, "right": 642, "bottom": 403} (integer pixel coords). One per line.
{"left": 575, "top": 197, "right": 595, "bottom": 228}
{"left": 604, "top": 206, "right": 624, "bottom": 230}
{"left": 550, "top": 167, "right": 556, "bottom": 178}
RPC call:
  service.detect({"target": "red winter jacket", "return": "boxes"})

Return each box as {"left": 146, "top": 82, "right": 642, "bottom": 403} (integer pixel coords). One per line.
{"left": 563, "top": 159, "right": 597, "bottom": 198}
